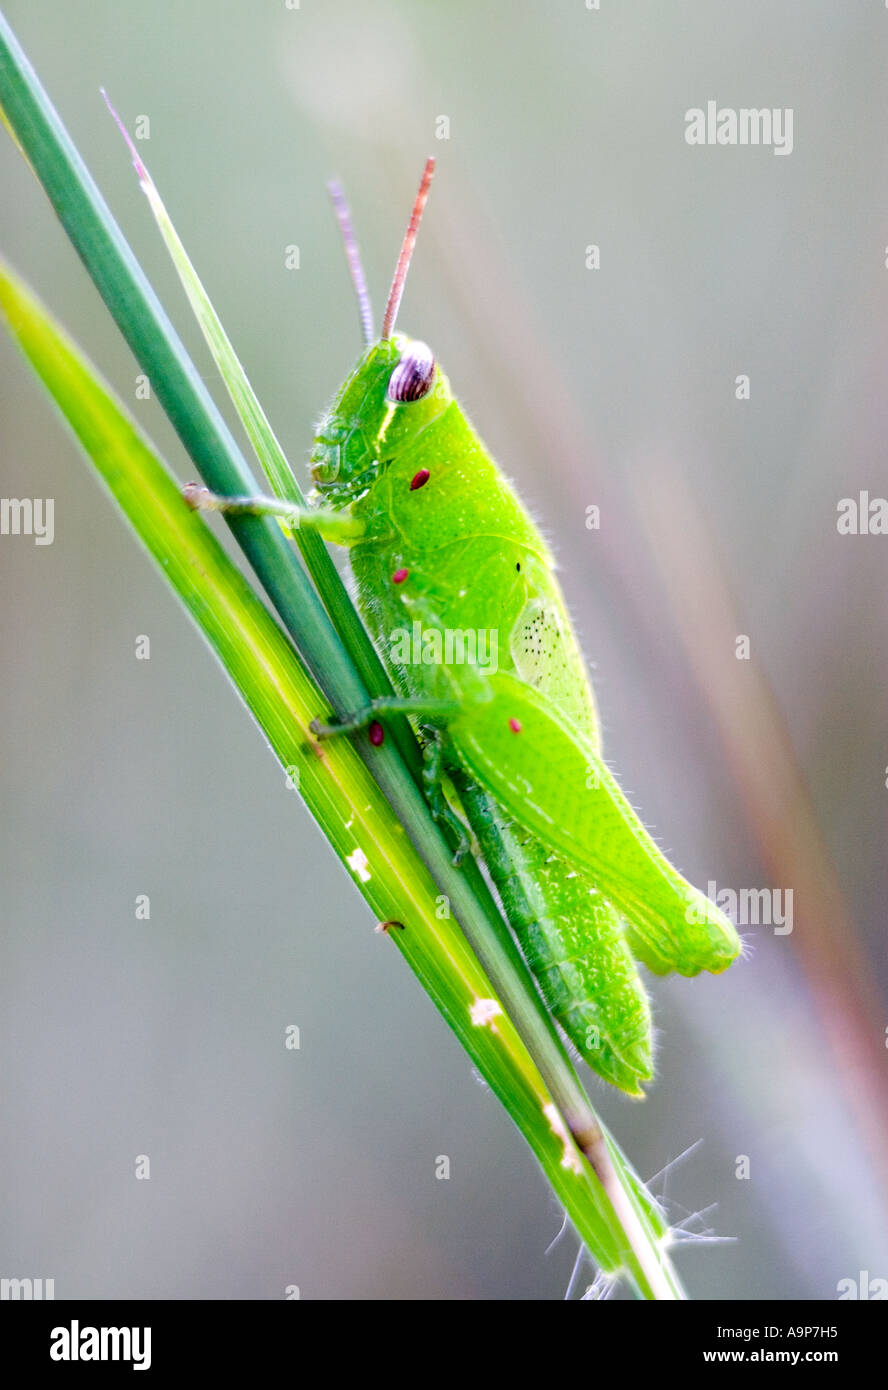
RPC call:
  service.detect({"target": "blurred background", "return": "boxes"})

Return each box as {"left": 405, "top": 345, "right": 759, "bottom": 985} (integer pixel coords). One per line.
{"left": 2, "top": 0, "right": 887, "bottom": 1300}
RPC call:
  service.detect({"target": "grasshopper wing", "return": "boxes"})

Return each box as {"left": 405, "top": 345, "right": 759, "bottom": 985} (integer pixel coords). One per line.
{"left": 450, "top": 671, "right": 740, "bottom": 977}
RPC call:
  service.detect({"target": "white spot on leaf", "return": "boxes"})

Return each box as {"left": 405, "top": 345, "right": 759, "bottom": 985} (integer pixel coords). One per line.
{"left": 347, "top": 847, "right": 371, "bottom": 883}
{"left": 470, "top": 998, "right": 502, "bottom": 1030}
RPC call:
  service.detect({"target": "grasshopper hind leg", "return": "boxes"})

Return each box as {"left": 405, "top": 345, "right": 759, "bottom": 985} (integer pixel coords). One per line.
{"left": 529, "top": 887, "right": 654, "bottom": 1094}
{"left": 515, "top": 850, "right": 654, "bottom": 1096}
{"left": 453, "top": 774, "right": 654, "bottom": 1097}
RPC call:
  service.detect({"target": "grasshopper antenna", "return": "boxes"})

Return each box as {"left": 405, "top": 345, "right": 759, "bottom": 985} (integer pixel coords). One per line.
{"left": 327, "top": 178, "right": 375, "bottom": 348}
{"left": 381, "top": 156, "right": 435, "bottom": 341}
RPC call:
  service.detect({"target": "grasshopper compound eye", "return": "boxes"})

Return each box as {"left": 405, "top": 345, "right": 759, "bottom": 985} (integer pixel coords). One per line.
{"left": 387, "top": 341, "right": 436, "bottom": 402}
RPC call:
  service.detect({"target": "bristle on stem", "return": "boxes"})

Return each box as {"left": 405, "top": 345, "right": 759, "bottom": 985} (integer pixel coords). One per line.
{"left": 381, "top": 156, "right": 435, "bottom": 341}
{"left": 327, "top": 178, "right": 374, "bottom": 347}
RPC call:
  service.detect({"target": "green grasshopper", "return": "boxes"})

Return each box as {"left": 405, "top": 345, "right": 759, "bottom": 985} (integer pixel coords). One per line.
{"left": 189, "top": 159, "right": 741, "bottom": 1096}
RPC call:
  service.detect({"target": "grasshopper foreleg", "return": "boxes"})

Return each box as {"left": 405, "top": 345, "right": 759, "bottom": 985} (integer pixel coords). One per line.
{"left": 183, "top": 483, "right": 365, "bottom": 544}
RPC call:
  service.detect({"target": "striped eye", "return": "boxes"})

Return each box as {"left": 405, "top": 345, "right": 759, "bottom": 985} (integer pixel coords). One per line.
{"left": 387, "top": 341, "right": 436, "bottom": 402}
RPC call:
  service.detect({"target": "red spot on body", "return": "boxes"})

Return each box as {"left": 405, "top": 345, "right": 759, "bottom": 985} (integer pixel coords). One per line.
{"left": 369, "top": 721, "right": 385, "bottom": 746}
{"left": 509, "top": 718, "right": 523, "bottom": 734}
{"left": 392, "top": 568, "right": 409, "bottom": 584}
{"left": 410, "top": 468, "right": 430, "bottom": 491}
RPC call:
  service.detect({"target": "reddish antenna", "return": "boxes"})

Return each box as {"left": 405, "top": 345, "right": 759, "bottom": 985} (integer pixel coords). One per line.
{"left": 381, "top": 156, "right": 435, "bottom": 341}
{"left": 327, "top": 178, "right": 374, "bottom": 347}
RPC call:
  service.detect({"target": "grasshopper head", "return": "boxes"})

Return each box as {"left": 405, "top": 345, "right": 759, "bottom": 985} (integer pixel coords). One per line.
{"left": 310, "top": 333, "right": 451, "bottom": 500}
{"left": 311, "top": 159, "right": 449, "bottom": 502}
